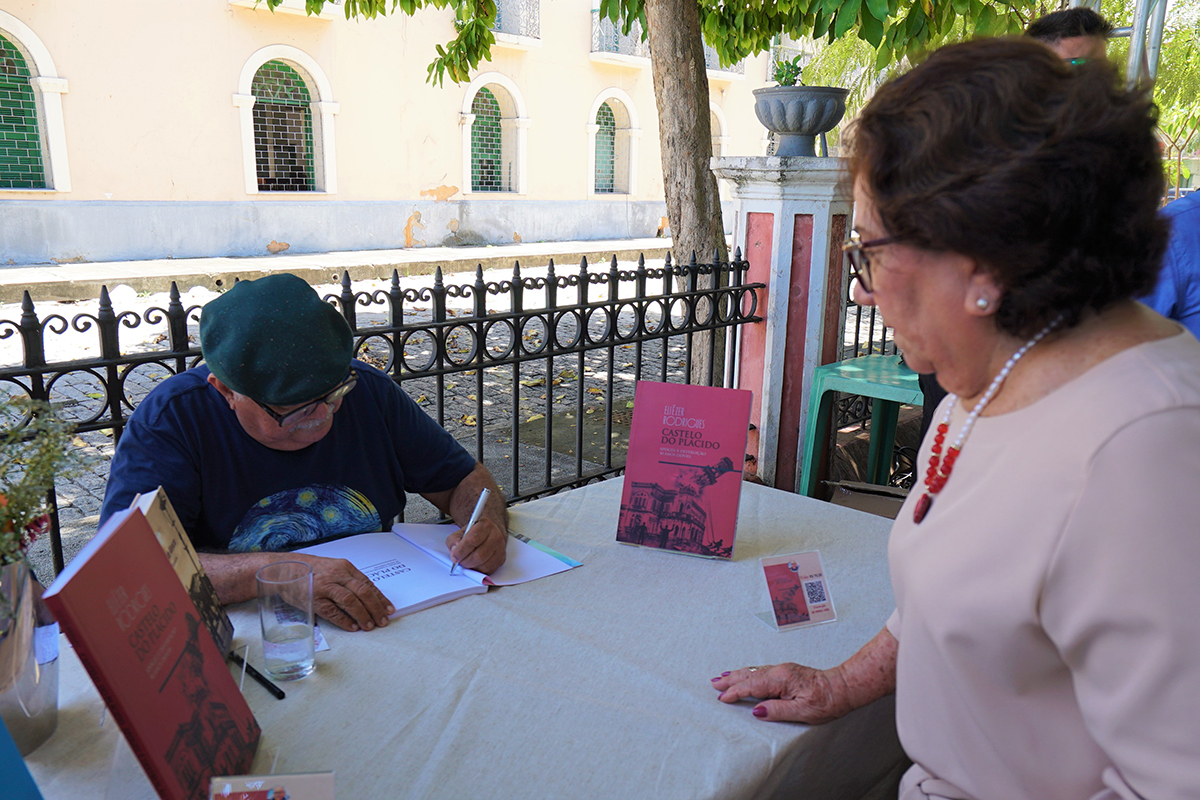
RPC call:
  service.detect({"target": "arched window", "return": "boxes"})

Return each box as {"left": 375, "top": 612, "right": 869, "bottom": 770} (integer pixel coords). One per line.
{"left": 0, "top": 12, "right": 69, "bottom": 191}
{"left": 594, "top": 102, "right": 616, "bottom": 194}
{"left": 461, "top": 73, "right": 529, "bottom": 195}
{"left": 0, "top": 34, "right": 43, "bottom": 189}
{"left": 587, "top": 89, "right": 639, "bottom": 196}
{"left": 252, "top": 60, "right": 315, "bottom": 192}
{"left": 234, "top": 45, "right": 338, "bottom": 194}
{"left": 471, "top": 87, "right": 507, "bottom": 192}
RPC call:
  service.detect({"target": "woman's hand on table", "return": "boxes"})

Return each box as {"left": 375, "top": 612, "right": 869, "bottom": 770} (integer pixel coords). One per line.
{"left": 711, "top": 664, "right": 850, "bottom": 723}
{"left": 712, "top": 627, "right": 899, "bottom": 723}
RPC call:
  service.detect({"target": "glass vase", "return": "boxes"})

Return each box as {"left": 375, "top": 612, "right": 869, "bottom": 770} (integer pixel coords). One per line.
{"left": 0, "top": 558, "right": 59, "bottom": 755}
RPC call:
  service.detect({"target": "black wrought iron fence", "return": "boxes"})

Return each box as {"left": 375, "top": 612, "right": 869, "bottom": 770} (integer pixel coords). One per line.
{"left": 0, "top": 252, "right": 762, "bottom": 574}
{"left": 836, "top": 271, "right": 917, "bottom": 489}
{"left": 834, "top": 271, "right": 897, "bottom": 428}
{"left": 843, "top": 300, "right": 894, "bottom": 360}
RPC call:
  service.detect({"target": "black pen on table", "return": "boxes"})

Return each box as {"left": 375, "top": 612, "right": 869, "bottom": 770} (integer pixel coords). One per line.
{"left": 451, "top": 487, "right": 490, "bottom": 576}
{"left": 230, "top": 650, "right": 286, "bottom": 700}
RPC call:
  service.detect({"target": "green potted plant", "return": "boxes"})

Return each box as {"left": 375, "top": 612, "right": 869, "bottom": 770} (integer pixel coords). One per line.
{"left": 753, "top": 55, "right": 849, "bottom": 157}
{"left": 0, "top": 397, "right": 77, "bottom": 754}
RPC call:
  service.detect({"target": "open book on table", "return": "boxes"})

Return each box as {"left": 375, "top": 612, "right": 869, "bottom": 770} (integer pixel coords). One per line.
{"left": 297, "top": 523, "right": 581, "bottom": 618}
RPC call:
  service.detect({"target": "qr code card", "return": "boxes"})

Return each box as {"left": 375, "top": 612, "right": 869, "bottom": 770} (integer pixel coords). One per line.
{"left": 759, "top": 550, "right": 836, "bottom": 631}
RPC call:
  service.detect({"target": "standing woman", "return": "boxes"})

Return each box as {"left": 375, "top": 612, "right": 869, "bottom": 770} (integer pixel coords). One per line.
{"left": 713, "top": 38, "right": 1200, "bottom": 798}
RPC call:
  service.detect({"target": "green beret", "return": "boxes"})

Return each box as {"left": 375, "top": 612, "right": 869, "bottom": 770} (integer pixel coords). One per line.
{"left": 200, "top": 274, "right": 353, "bottom": 406}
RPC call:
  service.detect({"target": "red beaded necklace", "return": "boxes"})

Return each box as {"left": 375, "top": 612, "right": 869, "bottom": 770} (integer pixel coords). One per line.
{"left": 912, "top": 317, "right": 1061, "bottom": 524}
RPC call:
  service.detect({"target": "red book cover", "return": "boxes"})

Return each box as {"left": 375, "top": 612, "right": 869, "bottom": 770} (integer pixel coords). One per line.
{"left": 44, "top": 508, "right": 261, "bottom": 800}
{"left": 617, "top": 381, "right": 753, "bottom": 559}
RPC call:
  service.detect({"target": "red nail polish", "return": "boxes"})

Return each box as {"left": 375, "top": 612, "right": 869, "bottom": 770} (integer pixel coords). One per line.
{"left": 722, "top": 671, "right": 731, "bottom": 676}
{"left": 752, "top": 707, "right": 767, "bottom": 718}
{"left": 711, "top": 677, "right": 721, "bottom": 682}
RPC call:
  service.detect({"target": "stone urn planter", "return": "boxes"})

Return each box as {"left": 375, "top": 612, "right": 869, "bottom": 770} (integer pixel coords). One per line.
{"left": 753, "top": 85, "right": 850, "bottom": 157}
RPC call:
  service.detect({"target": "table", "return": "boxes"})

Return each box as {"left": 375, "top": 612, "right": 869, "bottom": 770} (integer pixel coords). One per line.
{"left": 27, "top": 478, "right": 905, "bottom": 799}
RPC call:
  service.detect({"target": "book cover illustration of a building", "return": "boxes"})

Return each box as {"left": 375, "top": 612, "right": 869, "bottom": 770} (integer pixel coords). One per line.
{"left": 616, "top": 381, "right": 752, "bottom": 560}
{"left": 163, "top": 614, "right": 260, "bottom": 796}
{"left": 618, "top": 456, "right": 739, "bottom": 558}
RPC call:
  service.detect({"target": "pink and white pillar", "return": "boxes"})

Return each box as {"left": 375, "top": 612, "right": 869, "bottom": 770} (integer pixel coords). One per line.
{"left": 712, "top": 156, "right": 852, "bottom": 492}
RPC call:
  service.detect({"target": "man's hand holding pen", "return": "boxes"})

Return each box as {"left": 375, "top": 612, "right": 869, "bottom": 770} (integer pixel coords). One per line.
{"left": 446, "top": 488, "right": 507, "bottom": 575}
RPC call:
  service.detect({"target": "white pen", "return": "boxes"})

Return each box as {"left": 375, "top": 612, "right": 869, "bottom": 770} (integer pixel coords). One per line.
{"left": 451, "top": 487, "right": 491, "bottom": 575}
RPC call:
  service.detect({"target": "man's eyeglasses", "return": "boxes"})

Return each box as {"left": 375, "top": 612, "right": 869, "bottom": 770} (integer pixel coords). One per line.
{"left": 842, "top": 231, "right": 901, "bottom": 294}
{"left": 255, "top": 370, "right": 358, "bottom": 427}
{"left": 1066, "top": 57, "right": 1089, "bottom": 66}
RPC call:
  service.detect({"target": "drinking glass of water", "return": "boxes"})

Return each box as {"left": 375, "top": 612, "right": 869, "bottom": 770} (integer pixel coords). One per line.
{"left": 256, "top": 561, "right": 316, "bottom": 681}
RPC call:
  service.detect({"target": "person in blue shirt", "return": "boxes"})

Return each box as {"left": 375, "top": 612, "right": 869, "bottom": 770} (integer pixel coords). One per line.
{"left": 101, "top": 274, "right": 508, "bottom": 633}
{"left": 1142, "top": 192, "right": 1200, "bottom": 339}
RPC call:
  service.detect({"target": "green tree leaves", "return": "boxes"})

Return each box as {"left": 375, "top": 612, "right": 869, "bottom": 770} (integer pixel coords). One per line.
{"left": 834, "top": 0, "right": 863, "bottom": 39}
{"left": 268, "top": 0, "right": 499, "bottom": 86}
{"left": 274, "top": 0, "right": 1036, "bottom": 86}
{"left": 272, "top": 0, "right": 1196, "bottom": 129}
{"left": 680, "top": 0, "right": 1036, "bottom": 76}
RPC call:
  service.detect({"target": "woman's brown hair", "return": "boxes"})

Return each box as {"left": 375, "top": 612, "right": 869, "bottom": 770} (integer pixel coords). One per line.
{"left": 849, "top": 37, "right": 1167, "bottom": 337}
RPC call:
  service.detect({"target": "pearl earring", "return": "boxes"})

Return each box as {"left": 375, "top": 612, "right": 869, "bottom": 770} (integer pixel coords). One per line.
{"left": 976, "top": 297, "right": 989, "bottom": 310}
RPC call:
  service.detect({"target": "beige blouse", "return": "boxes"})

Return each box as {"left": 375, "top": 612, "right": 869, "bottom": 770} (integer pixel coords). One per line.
{"left": 886, "top": 331, "right": 1200, "bottom": 800}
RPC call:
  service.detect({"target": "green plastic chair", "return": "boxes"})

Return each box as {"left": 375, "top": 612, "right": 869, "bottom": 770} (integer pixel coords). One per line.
{"left": 799, "top": 354, "right": 924, "bottom": 497}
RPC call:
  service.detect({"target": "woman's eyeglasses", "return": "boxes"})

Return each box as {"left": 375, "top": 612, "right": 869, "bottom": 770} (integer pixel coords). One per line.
{"left": 255, "top": 370, "right": 359, "bottom": 427}
{"left": 842, "top": 232, "right": 900, "bottom": 294}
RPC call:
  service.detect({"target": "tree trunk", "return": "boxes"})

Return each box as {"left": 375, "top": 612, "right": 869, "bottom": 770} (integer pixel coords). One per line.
{"left": 644, "top": 0, "right": 729, "bottom": 386}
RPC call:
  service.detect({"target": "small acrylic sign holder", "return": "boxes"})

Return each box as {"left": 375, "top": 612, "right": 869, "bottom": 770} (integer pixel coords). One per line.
{"left": 754, "top": 550, "right": 838, "bottom": 632}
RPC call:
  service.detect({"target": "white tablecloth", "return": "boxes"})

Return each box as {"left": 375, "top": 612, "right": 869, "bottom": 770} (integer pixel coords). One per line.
{"left": 27, "top": 478, "right": 905, "bottom": 799}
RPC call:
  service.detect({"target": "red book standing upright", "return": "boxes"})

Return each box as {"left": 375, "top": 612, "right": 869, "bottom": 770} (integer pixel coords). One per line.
{"left": 44, "top": 508, "right": 261, "bottom": 800}
{"left": 617, "top": 381, "right": 753, "bottom": 559}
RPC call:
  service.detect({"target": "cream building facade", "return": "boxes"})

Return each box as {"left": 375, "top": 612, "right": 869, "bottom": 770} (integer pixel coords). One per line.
{"left": 0, "top": 0, "right": 773, "bottom": 265}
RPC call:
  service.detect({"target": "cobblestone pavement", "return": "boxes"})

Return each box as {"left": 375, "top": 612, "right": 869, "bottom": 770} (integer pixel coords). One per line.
{"left": 2, "top": 261, "right": 891, "bottom": 580}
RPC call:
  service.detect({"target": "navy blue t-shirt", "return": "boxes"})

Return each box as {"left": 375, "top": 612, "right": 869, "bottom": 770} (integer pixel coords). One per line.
{"left": 100, "top": 361, "right": 475, "bottom": 552}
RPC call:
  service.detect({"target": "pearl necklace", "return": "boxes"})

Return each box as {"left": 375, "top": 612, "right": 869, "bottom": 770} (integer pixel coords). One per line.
{"left": 913, "top": 315, "right": 1063, "bottom": 524}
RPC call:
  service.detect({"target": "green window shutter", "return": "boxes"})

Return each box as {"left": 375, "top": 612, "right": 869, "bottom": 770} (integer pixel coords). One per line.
{"left": 0, "top": 35, "right": 45, "bottom": 189}
{"left": 594, "top": 102, "right": 615, "bottom": 194}
{"left": 471, "top": 87, "right": 506, "bottom": 192}
{"left": 251, "top": 60, "right": 316, "bottom": 192}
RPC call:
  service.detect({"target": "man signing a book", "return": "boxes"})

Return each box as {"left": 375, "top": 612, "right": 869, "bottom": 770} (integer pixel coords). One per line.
{"left": 99, "top": 274, "right": 508, "bottom": 632}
